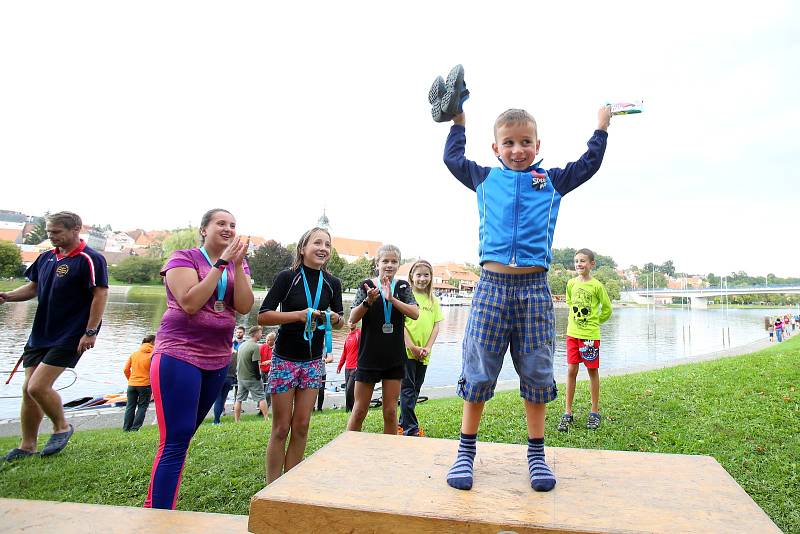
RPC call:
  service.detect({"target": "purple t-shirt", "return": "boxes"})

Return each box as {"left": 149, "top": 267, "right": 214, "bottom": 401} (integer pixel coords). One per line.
{"left": 154, "top": 248, "right": 251, "bottom": 370}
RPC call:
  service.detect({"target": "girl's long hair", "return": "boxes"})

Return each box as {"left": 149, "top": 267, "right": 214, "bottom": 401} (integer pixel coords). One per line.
{"left": 291, "top": 227, "right": 332, "bottom": 271}
{"left": 408, "top": 259, "right": 434, "bottom": 299}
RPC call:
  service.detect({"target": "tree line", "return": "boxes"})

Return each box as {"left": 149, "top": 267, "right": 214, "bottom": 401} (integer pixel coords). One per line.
{"left": 3, "top": 235, "right": 798, "bottom": 305}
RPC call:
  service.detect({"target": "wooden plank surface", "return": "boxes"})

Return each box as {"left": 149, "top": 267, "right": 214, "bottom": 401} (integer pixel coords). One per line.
{"left": 249, "top": 431, "right": 780, "bottom": 534}
{"left": 0, "top": 498, "right": 249, "bottom": 533}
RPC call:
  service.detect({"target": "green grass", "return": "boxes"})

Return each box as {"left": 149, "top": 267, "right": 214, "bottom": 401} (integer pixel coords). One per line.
{"left": 125, "top": 285, "right": 167, "bottom": 299}
{"left": 1, "top": 339, "right": 798, "bottom": 531}
{"left": 107, "top": 275, "right": 164, "bottom": 287}
{"left": 0, "top": 278, "right": 27, "bottom": 291}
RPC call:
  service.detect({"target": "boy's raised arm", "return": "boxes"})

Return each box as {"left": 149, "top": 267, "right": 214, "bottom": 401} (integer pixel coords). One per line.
{"left": 548, "top": 106, "right": 612, "bottom": 197}
{"left": 443, "top": 112, "right": 491, "bottom": 191}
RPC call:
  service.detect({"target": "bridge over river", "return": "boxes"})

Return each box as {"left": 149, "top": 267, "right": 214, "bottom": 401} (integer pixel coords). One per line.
{"left": 621, "top": 285, "right": 800, "bottom": 309}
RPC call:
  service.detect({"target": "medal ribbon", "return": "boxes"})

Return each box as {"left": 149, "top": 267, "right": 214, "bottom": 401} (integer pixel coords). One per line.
{"left": 377, "top": 278, "right": 396, "bottom": 327}
{"left": 199, "top": 246, "right": 228, "bottom": 304}
{"left": 301, "top": 267, "right": 324, "bottom": 352}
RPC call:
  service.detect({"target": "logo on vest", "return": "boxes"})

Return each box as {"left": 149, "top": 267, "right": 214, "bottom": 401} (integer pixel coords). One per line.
{"left": 531, "top": 170, "right": 547, "bottom": 190}
{"left": 56, "top": 264, "right": 69, "bottom": 277}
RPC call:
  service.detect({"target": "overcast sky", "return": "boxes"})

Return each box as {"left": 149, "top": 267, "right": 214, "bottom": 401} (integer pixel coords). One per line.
{"left": 1, "top": 1, "right": 798, "bottom": 277}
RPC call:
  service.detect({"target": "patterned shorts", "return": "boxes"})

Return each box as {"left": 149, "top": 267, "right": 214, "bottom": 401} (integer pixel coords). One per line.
{"left": 566, "top": 336, "right": 601, "bottom": 369}
{"left": 458, "top": 269, "right": 557, "bottom": 404}
{"left": 267, "top": 353, "right": 324, "bottom": 394}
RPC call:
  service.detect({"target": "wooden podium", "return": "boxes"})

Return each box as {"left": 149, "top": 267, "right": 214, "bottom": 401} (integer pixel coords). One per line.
{"left": 249, "top": 431, "right": 779, "bottom": 534}
{"left": 0, "top": 498, "right": 248, "bottom": 533}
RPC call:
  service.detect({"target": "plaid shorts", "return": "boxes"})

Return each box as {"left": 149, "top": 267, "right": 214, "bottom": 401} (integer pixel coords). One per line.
{"left": 267, "top": 353, "right": 324, "bottom": 393}
{"left": 458, "top": 269, "right": 557, "bottom": 404}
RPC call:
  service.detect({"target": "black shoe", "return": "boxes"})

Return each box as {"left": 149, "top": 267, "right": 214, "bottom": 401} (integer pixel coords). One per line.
{"left": 587, "top": 412, "right": 601, "bottom": 430}
{"left": 3, "top": 448, "right": 37, "bottom": 462}
{"left": 428, "top": 75, "right": 453, "bottom": 123}
{"left": 557, "top": 413, "right": 573, "bottom": 432}
{"left": 441, "top": 64, "right": 470, "bottom": 117}
{"left": 41, "top": 424, "right": 74, "bottom": 456}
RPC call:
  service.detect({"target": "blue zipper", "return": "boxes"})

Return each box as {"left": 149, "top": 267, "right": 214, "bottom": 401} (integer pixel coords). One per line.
{"left": 510, "top": 171, "right": 520, "bottom": 265}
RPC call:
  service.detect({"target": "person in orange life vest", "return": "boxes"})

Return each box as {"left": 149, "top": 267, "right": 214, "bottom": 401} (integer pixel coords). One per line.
{"left": 123, "top": 335, "right": 156, "bottom": 431}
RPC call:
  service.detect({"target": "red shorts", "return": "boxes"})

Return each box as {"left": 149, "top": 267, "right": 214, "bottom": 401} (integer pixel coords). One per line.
{"left": 566, "top": 336, "right": 600, "bottom": 369}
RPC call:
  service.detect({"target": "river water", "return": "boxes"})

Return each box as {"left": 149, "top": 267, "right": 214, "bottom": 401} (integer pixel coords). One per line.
{"left": 0, "top": 292, "right": 792, "bottom": 419}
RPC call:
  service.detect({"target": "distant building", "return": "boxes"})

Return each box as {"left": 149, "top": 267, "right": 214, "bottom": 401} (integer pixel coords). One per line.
{"left": 104, "top": 231, "right": 137, "bottom": 252}
{"left": 0, "top": 210, "right": 31, "bottom": 224}
{"left": 332, "top": 236, "right": 382, "bottom": 262}
{"left": 667, "top": 275, "right": 705, "bottom": 289}
{"left": 396, "top": 262, "right": 479, "bottom": 294}
{"left": 0, "top": 222, "right": 24, "bottom": 244}
{"left": 79, "top": 225, "right": 107, "bottom": 251}
{"left": 247, "top": 235, "right": 268, "bottom": 254}
{"left": 317, "top": 210, "right": 330, "bottom": 231}
{"left": 125, "top": 229, "right": 170, "bottom": 249}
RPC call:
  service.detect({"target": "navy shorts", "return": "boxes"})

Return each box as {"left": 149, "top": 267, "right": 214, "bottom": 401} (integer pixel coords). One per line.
{"left": 22, "top": 344, "right": 81, "bottom": 369}
{"left": 353, "top": 364, "right": 404, "bottom": 383}
{"left": 458, "top": 270, "right": 557, "bottom": 404}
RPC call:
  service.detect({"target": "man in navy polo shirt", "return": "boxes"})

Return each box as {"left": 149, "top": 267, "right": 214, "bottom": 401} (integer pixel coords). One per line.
{"left": 0, "top": 211, "right": 109, "bottom": 461}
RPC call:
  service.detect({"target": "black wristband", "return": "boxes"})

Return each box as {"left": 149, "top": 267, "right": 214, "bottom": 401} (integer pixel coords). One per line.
{"left": 213, "top": 258, "right": 229, "bottom": 269}
{"left": 361, "top": 300, "right": 370, "bottom": 308}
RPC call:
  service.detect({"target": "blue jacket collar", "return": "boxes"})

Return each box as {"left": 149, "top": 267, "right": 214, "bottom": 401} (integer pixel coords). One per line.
{"left": 496, "top": 157, "right": 544, "bottom": 172}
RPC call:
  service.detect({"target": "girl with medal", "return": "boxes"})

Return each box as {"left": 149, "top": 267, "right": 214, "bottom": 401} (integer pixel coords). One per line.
{"left": 146, "top": 208, "right": 253, "bottom": 509}
{"left": 258, "top": 227, "right": 344, "bottom": 483}
{"left": 347, "top": 244, "right": 419, "bottom": 435}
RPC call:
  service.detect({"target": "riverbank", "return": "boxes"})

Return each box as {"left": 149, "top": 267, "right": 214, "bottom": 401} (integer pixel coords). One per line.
{"left": 0, "top": 335, "right": 776, "bottom": 437}
{"left": 1, "top": 336, "right": 797, "bottom": 531}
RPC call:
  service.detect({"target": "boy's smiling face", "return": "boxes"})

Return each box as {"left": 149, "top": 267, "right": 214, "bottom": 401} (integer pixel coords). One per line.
{"left": 492, "top": 121, "right": 540, "bottom": 171}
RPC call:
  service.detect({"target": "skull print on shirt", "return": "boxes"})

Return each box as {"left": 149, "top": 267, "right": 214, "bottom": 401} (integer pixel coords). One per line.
{"left": 570, "top": 287, "right": 593, "bottom": 328}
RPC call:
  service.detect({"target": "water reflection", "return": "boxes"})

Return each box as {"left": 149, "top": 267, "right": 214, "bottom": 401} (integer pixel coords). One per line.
{"left": 0, "top": 291, "right": 791, "bottom": 419}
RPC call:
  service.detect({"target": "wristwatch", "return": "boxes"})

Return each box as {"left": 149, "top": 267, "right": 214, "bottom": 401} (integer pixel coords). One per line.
{"left": 85, "top": 328, "right": 99, "bottom": 337}
{"left": 361, "top": 300, "right": 371, "bottom": 308}
{"left": 213, "top": 258, "right": 229, "bottom": 270}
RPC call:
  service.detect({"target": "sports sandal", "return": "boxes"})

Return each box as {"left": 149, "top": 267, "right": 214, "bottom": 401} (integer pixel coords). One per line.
{"left": 3, "top": 448, "right": 37, "bottom": 462}
{"left": 440, "top": 64, "right": 470, "bottom": 117}
{"left": 587, "top": 413, "right": 601, "bottom": 430}
{"left": 428, "top": 75, "right": 453, "bottom": 123}
{"left": 40, "top": 424, "right": 74, "bottom": 456}
{"left": 557, "top": 413, "right": 573, "bottom": 432}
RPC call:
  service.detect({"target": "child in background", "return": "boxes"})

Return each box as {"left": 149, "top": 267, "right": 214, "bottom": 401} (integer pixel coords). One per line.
{"left": 558, "top": 249, "right": 612, "bottom": 432}
{"left": 347, "top": 244, "right": 419, "bottom": 434}
{"left": 259, "top": 332, "right": 276, "bottom": 407}
{"left": 400, "top": 260, "right": 444, "bottom": 436}
{"left": 775, "top": 317, "right": 784, "bottom": 342}
{"left": 336, "top": 322, "right": 361, "bottom": 412}
{"left": 316, "top": 352, "right": 334, "bottom": 411}
{"left": 122, "top": 335, "right": 155, "bottom": 431}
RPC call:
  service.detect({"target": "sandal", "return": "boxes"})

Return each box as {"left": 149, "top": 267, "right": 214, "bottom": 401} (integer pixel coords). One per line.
{"left": 3, "top": 448, "right": 37, "bottom": 462}
{"left": 587, "top": 412, "right": 601, "bottom": 430}
{"left": 557, "top": 413, "right": 573, "bottom": 432}
{"left": 41, "top": 424, "right": 74, "bottom": 456}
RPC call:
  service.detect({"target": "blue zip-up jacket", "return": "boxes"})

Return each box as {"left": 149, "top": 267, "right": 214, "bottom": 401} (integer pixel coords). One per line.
{"left": 444, "top": 125, "right": 608, "bottom": 269}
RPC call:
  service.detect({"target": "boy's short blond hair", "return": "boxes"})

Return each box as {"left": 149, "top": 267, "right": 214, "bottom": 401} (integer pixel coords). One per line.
{"left": 494, "top": 109, "right": 538, "bottom": 139}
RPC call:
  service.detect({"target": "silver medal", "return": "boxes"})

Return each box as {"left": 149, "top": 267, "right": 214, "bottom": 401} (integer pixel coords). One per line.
{"left": 382, "top": 323, "right": 393, "bottom": 334}
{"left": 214, "top": 300, "right": 225, "bottom": 312}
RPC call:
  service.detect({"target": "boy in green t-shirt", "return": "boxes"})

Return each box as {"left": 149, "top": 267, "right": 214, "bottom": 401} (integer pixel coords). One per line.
{"left": 559, "top": 249, "right": 612, "bottom": 431}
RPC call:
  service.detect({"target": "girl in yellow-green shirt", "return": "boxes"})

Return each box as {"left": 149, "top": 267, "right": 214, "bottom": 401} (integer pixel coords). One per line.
{"left": 399, "top": 260, "right": 444, "bottom": 436}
